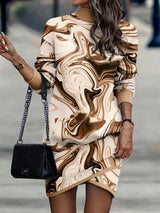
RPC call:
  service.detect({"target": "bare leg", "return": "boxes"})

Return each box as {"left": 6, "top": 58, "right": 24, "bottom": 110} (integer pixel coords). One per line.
{"left": 48, "top": 185, "right": 78, "bottom": 213}
{"left": 84, "top": 182, "right": 113, "bottom": 213}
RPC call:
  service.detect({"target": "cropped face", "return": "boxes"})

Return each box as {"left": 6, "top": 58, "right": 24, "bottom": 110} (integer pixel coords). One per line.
{"left": 72, "top": 0, "right": 89, "bottom": 6}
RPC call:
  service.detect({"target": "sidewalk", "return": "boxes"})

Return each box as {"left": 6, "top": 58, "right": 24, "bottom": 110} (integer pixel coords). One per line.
{"left": 0, "top": 17, "right": 160, "bottom": 213}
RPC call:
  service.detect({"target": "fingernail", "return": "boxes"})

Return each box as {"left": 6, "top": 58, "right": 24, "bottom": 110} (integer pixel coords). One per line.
{"left": 1, "top": 32, "right": 5, "bottom": 36}
{"left": 2, "top": 40, "right": 5, "bottom": 45}
{"left": 5, "top": 46, "right": 9, "bottom": 51}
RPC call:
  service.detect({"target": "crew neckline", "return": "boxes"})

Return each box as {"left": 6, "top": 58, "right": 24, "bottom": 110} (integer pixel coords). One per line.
{"left": 70, "top": 6, "right": 95, "bottom": 23}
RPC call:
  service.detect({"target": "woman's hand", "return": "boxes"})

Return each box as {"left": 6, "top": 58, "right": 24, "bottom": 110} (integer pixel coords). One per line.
{"left": 114, "top": 121, "right": 134, "bottom": 159}
{"left": 0, "top": 32, "right": 18, "bottom": 62}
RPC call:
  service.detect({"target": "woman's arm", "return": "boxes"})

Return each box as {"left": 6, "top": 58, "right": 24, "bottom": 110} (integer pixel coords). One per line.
{"left": 0, "top": 32, "right": 42, "bottom": 90}
{"left": 113, "top": 21, "right": 138, "bottom": 159}
{"left": 0, "top": 18, "right": 57, "bottom": 94}
{"left": 114, "top": 102, "right": 134, "bottom": 159}
{"left": 11, "top": 53, "right": 42, "bottom": 91}
{"left": 119, "top": 102, "right": 132, "bottom": 120}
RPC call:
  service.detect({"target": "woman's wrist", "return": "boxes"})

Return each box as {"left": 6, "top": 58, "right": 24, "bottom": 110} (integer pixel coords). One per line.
{"left": 122, "top": 118, "right": 134, "bottom": 126}
{"left": 9, "top": 52, "right": 41, "bottom": 89}
{"left": 10, "top": 53, "right": 21, "bottom": 65}
{"left": 122, "top": 119, "right": 134, "bottom": 129}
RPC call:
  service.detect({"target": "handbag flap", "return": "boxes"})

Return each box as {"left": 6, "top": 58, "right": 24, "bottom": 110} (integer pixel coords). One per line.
{"left": 11, "top": 143, "right": 46, "bottom": 178}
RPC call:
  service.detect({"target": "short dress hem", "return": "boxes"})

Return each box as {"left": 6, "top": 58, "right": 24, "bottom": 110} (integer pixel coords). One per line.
{"left": 45, "top": 163, "right": 122, "bottom": 198}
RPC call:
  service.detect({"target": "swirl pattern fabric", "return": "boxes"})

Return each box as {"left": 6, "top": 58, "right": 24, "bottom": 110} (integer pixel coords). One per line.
{"left": 31, "top": 12, "right": 138, "bottom": 197}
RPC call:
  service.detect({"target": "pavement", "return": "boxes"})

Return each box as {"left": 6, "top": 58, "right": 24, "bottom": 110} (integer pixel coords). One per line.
{"left": 0, "top": 14, "right": 160, "bottom": 213}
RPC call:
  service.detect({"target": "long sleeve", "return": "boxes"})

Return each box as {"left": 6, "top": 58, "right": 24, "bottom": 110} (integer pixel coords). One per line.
{"left": 113, "top": 21, "right": 138, "bottom": 106}
{"left": 31, "top": 18, "right": 57, "bottom": 95}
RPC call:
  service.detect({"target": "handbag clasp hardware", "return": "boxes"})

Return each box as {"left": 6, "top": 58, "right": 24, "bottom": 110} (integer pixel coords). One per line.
{"left": 21, "top": 168, "right": 30, "bottom": 176}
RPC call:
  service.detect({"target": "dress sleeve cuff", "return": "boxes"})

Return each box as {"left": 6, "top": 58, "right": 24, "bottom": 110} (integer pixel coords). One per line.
{"left": 115, "top": 90, "right": 133, "bottom": 105}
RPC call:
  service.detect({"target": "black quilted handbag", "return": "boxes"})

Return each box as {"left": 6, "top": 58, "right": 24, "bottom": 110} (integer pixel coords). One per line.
{"left": 10, "top": 73, "right": 58, "bottom": 179}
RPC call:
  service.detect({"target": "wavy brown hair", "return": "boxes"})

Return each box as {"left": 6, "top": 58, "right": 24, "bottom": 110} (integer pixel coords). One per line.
{"left": 89, "top": 0, "right": 126, "bottom": 61}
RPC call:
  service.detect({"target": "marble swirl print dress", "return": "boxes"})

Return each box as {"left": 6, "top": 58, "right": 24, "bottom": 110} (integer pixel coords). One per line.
{"left": 30, "top": 12, "right": 138, "bottom": 198}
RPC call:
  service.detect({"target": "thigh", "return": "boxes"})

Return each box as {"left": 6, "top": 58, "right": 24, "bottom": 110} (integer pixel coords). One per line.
{"left": 48, "top": 185, "right": 78, "bottom": 213}
{"left": 84, "top": 182, "right": 113, "bottom": 213}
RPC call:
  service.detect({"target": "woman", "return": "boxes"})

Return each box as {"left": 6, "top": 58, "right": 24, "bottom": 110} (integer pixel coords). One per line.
{"left": 0, "top": 0, "right": 138, "bottom": 212}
